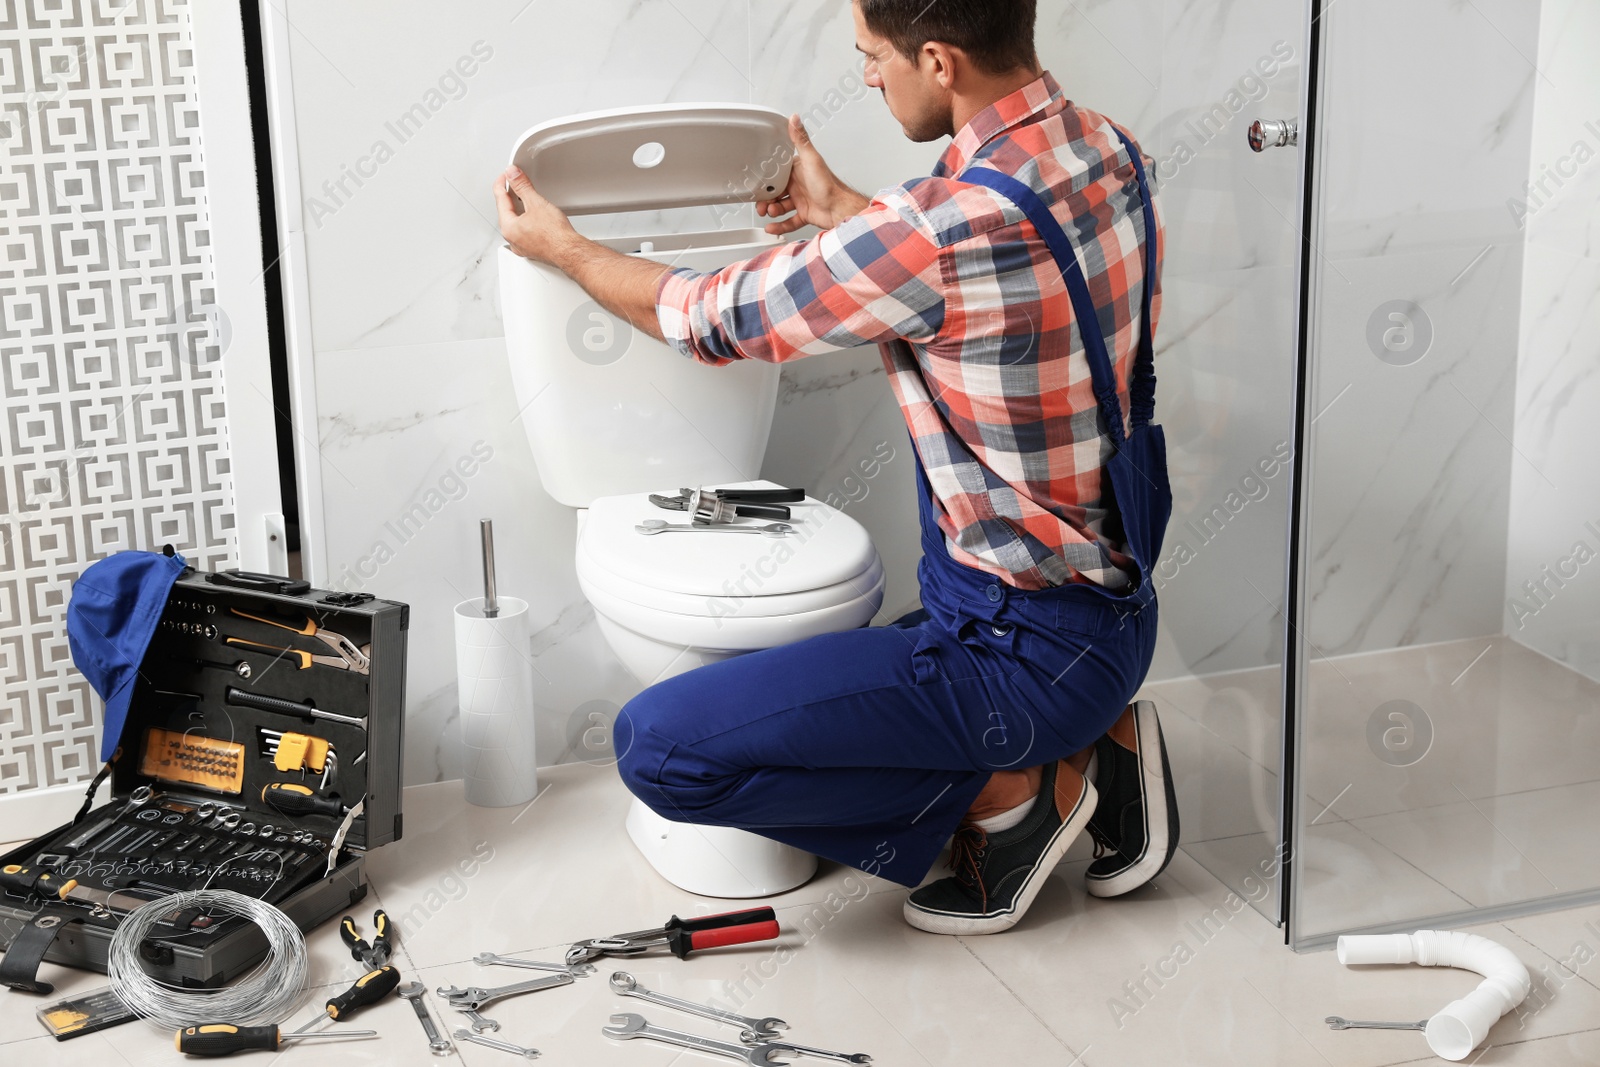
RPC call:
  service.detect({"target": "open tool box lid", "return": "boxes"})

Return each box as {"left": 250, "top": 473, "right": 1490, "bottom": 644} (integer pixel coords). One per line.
{"left": 0, "top": 560, "right": 408, "bottom": 991}
{"left": 113, "top": 566, "right": 410, "bottom": 853}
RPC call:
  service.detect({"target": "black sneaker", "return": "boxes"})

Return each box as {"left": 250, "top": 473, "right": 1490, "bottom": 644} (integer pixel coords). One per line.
{"left": 1085, "top": 700, "right": 1180, "bottom": 897}
{"left": 903, "top": 759, "right": 1096, "bottom": 935}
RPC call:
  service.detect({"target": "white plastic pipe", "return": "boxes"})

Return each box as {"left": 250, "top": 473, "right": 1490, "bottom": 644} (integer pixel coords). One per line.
{"left": 1336, "top": 930, "right": 1531, "bottom": 1061}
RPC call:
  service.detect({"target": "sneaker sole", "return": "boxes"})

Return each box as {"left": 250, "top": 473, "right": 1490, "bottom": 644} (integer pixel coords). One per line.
{"left": 903, "top": 778, "right": 1097, "bottom": 936}
{"left": 1085, "top": 700, "right": 1179, "bottom": 898}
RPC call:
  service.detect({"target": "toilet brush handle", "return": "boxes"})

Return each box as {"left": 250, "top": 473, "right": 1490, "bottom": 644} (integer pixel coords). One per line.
{"left": 480, "top": 519, "right": 498, "bottom": 617}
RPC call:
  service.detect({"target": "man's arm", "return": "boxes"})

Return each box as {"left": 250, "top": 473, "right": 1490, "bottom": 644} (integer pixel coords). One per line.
{"left": 493, "top": 168, "right": 670, "bottom": 341}
{"left": 492, "top": 115, "right": 870, "bottom": 344}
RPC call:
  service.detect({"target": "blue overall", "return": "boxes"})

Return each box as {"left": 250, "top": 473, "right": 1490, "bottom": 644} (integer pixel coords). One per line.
{"left": 617, "top": 131, "right": 1171, "bottom": 888}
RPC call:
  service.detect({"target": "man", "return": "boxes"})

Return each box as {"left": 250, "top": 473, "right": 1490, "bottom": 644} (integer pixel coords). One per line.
{"left": 493, "top": 0, "right": 1179, "bottom": 934}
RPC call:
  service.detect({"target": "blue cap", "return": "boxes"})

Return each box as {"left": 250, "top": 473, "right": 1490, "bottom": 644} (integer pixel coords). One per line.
{"left": 67, "top": 549, "right": 188, "bottom": 762}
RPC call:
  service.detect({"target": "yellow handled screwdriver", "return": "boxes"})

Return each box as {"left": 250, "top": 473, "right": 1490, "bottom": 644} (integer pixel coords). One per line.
{"left": 177, "top": 967, "right": 396, "bottom": 1056}
{"left": 174, "top": 1023, "right": 376, "bottom": 1057}
{"left": 300, "top": 965, "right": 401, "bottom": 1026}
{"left": 261, "top": 782, "right": 349, "bottom": 819}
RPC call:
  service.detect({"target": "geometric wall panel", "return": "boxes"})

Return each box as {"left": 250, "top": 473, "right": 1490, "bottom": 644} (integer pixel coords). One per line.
{"left": 0, "top": 0, "right": 236, "bottom": 794}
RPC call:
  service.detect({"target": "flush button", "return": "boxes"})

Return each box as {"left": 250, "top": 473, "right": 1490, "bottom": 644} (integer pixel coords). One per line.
{"left": 985, "top": 584, "right": 1002, "bottom": 602}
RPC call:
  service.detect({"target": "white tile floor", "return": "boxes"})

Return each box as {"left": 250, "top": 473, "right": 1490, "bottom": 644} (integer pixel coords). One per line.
{"left": 4, "top": 759, "right": 1599, "bottom": 1065}
{"left": 1143, "top": 636, "right": 1600, "bottom": 941}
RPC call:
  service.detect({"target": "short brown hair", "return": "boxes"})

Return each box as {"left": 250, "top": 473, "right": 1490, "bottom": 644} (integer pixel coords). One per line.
{"left": 859, "top": 0, "right": 1039, "bottom": 76}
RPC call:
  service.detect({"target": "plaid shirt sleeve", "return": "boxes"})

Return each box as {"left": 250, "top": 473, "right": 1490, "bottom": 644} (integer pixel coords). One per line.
{"left": 655, "top": 190, "right": 947, "bottom": 365}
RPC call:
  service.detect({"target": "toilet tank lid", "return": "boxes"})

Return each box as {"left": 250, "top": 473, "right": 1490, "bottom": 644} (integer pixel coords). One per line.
{"left": 508, "top": 104, "right": 795, "bottom": 217}
{"left": 578, "top": 484, "right": 881, "bottom": 599}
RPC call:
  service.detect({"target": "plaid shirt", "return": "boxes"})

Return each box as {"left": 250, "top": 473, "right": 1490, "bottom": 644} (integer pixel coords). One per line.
{"left": 656, "top": 73, "right": 1163, "bottom": 591}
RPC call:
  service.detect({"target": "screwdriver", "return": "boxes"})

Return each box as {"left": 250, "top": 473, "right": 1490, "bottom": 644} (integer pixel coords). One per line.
{"left": 174, "top": 1023, "right": 376, "bottom": 1056}
{"left": 0, "top": 863, "right": 74, "bottom": 900}
{"left": 261, "top": 782, "right": 348, "bottom": 819}
{"left": 0, "top": 863, "right": 152, "bottom": 913}
{"left": 290, "top": 965, "right": 401, "bottom": 1030}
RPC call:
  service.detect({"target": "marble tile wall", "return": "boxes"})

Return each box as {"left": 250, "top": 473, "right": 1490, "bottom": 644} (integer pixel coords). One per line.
{"left": 283, "top": 0, "right": 1308, "bottom": 785}
{"left": 1300, "top": 0, "right": 1539, "bottom": 656}
{"left": 1505, "top": 0, "right": 1600, "bottom": 683}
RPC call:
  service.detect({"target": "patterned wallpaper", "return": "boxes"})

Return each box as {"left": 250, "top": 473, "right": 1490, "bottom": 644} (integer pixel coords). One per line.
{"left": 0, "top": 0, "right": 236, "bottom": 795}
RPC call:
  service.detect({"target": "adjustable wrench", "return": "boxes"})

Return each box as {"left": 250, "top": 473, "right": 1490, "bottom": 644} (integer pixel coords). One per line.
{"left": 609, "top": 971, "right": 787, "bottom": 1041}
{"left": 436, "top": 973, "right": 573, "bottom": 1012}
{"left": 603, "top": 1013, "right": 796, "bottom": 1065}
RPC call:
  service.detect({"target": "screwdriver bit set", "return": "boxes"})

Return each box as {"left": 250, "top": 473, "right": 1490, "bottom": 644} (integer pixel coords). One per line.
{"left": 0, "top": 564, "right": 409, "bottom": 992}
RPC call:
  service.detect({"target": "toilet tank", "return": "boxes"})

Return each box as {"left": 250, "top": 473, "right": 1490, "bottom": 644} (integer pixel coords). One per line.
{"left": 498, "top": 105, "right": 799, "bottom": 508}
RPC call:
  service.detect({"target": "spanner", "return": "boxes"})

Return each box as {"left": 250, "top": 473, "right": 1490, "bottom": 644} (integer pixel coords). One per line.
{"left": 456, "top": 1007, "right": 500, "bottom": 1033}
{"left": 610, "top": 971, "right": 788, "bottom": 1041}
{"left": 1325, "top": 1016, "right": 1428, "bottom": 1031}
{"left": 453, "top": 1028, "right": 539, "bottom": 1059}
{"left": 635, "top": 520, "right": 795, "bottom": 538}
{"left": 397, "top": 981, "right": 453, "bottom": 1056}
{"left": 437, "top": 973, "right": 573, "bottom": 1012}
{"left": 603, "top": 1013, "right": 796, "bottom": 1065}
{"left": 760, "top": 1038, "right": 873, "bottom": 1064}
{"left": 474, "top": 951, "right": 595, "bottom": 978}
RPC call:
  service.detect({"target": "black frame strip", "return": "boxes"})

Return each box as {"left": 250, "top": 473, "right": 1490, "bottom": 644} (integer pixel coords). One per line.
{"left": 238, "top": 0, "right": 300, "bottom": 565}
{"left": 1278, "top": 0, "right": 1327, "bottom": 940}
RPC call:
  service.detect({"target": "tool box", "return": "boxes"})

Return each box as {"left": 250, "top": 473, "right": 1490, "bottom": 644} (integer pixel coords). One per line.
{"left": 0, "top": 559, "right": 408, "bottom": 993}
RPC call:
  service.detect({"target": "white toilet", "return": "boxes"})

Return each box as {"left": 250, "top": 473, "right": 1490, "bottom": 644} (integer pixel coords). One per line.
{"left": 498, "top": 104, "right": 885, "bottom": 897}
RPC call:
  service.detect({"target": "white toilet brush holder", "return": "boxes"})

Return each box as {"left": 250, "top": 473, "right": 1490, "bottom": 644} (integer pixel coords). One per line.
{"left": 455, "top": 518, "right": 538, "bottom": 807}
{"left": 455, "top": 596, "right": 537, "bottom": 807}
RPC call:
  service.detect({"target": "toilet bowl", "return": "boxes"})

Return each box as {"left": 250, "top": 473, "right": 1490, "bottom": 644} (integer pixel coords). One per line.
{"left": 575, "top": 484, "right": 883, "bottom": 898}
{"left": 498, "top": 103, "right": 881, "bottom": 897}
{"left": 576, "top": 485, "right": 885, "bottom": 676}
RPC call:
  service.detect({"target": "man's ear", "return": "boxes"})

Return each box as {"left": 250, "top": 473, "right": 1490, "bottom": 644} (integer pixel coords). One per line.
{"left": 922, "top": 41, "right": 959, "bottom": 90}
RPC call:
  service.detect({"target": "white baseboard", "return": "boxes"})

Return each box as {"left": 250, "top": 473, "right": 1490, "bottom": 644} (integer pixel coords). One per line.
{"left": 0, "top": 780, "right": 114, "bottom": 846}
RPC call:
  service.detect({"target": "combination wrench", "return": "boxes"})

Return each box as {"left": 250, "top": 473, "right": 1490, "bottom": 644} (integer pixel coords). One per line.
{"left": 603, "top": 1013, "right": 796, "bottom": 1066}
{"left": 610, "top": 971, "right": 787, "bottom": 1040}
{"left": 436, "top": 973, "right": 573, "bottom": 1012}
{"left": 474, "top": 951, "right": 595, "bottom": 978}
{"left": 457, "top": 1008, "right": 500, "bottom": 1033}
{"left": 396, "top": 981, "right": 452, "bottom": 1056}
{"left": 453, "top": 1028, "right": 539, "bottom": 1059}
{"left": 1325, "top": 1016, "right": 1428, "bottom": 1031}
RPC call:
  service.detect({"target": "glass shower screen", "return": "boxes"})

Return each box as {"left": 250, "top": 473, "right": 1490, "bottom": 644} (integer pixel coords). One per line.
{"left": 1287, "top": 0, "right": 1600, "bottom": 948}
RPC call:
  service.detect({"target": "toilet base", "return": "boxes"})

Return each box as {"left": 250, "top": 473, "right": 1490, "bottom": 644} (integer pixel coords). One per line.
{"left": 624, "top": 796, "right": 817, "bottom": 899}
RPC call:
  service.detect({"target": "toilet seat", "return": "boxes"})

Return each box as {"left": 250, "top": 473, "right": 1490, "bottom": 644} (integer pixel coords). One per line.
{"left": 575, "top": 486, "right": 885, "bottom": 651}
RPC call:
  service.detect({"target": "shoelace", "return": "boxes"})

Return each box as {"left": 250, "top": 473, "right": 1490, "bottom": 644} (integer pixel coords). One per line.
{"left": 1088, "top": 822, "right": 1115, "bottom": 860}
{"left": 948, "top": 825, "right": 991, "bottom": 911}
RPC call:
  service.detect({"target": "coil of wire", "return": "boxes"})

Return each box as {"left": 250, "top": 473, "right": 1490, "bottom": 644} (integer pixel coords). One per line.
{"left": 107, "top": 890, "right": 309, "bottom": 1028}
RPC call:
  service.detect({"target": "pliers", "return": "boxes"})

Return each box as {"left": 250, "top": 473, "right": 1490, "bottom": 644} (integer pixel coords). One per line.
{"left": 339, "top": 908, "right": 392, "bottom": 969}
{"left": 566, "top": 906, "right": 781, "bottom": 965}
{"left": 226, "top": 608, "right": 371, "bottom": 675}
{"left": 649, "top": 487, "right": 804, "bottom": 525}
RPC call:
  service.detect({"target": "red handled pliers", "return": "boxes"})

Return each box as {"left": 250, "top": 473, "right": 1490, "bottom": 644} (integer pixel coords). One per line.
{"left": 566, "top": 906, "right": 781, "bottom": 964}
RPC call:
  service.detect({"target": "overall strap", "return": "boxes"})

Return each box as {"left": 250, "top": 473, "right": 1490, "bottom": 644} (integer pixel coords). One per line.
{"left": 1112, "top": 128, "right": 1159, "bottom": 431}
{"left": 959, "top": 129, "right": 1158, "bottom": 440}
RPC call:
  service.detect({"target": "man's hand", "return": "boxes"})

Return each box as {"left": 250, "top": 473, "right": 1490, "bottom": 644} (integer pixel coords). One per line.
{"left": 756, "top": 115, "right": 871, "bottom": 235}
{"left": 493, "top": 165, "right": 580, "bottom": 266}
{"left": 491, "top": 164, "right": 669, "bottom": 342}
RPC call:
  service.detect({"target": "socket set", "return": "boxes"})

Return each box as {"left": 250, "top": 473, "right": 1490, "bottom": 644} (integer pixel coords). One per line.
{"left": 34, "top": 787, "right": 335, "bottom": 907}
{"left": 0, "top": 562, "right": 408, "bottom": 991}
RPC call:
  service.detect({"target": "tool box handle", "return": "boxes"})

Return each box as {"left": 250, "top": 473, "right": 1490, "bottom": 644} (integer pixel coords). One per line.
{"left": 205, "top": 569, "right": 312, "bottom": 596}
